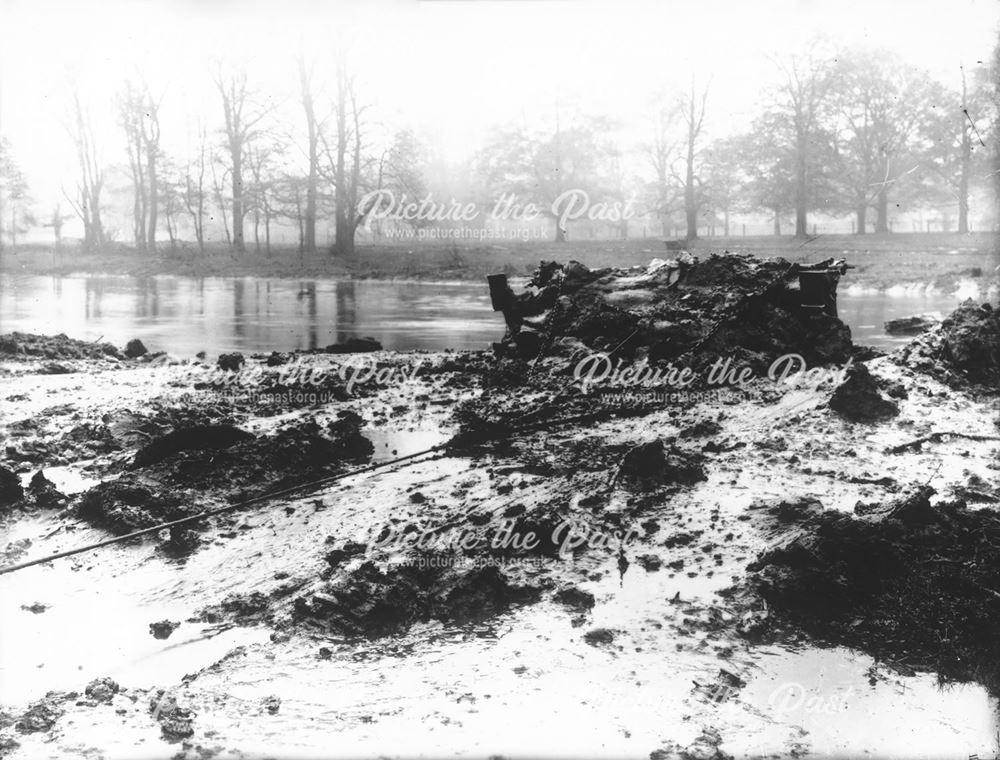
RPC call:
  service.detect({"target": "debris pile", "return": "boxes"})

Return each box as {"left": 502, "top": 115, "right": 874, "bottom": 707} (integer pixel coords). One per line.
{"left": 292, "top": 561, "right": 541, "bottom": 638}
{"left": 77, "top": 413, "right": 373, "bottom": 536}
{"left": 494, "top": 254, "right": 854, "bottom": 373}
{"left": 0, "top": 332, "right": 123, "bottom": 361}
{"left": 745, "top": 487, "right": 1000, "bottom": 692}
{"left": 898, "top": 300, "right": 1000, "bottom": 387}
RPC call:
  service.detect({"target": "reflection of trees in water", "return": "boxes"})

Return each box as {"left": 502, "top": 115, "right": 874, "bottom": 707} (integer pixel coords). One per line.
{"left": 297, "top": 281, "right": 318, "bottom": 350}
{"left": 134, "top": 278, "right": 160, "bottom": 319}
{"left": 196, "top": 278, "right": 205, "bottom": 316}
{"left": 334, "top": 280, "right": 357, "bottom": 344}
{"left": 233, "top": 279, "right": 246, "bottom": 339}
{"left": 84, "top": 277, "right": 104, "bottom": 319}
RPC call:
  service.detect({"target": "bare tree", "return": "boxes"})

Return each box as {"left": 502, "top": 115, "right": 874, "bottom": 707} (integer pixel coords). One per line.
{"left": 183, "top": 124, "right": 210, "bottom": 252}
{"left": 247, "top": 140, "right": 281, "bottom": 255}
{"left": 210, "top": 154, "right": 232, "bottom": 246}
{"left": 331, "top": 66, "right": 353, "bottom": 256}
{"left": 214, "top": 67, "right": 270, "bottom": 253}
{"left": 65, "top": 93, "right": 105, "bottom": 249}
{"left": 119, "top": 83, "right": 146, "bottom": 251}
{"left": 298, "top": 58, "right": 323, "bottom": 254}
{"left": 118, "top": 80, "right": 161, "bottom": 252}
{"left": 678, "top": 80, "right": 709, "bottom": 240}
{"left": 772, "top": 47, "right": 833, "bottom": 237}
{"left": 645, "top": 99, "right": 683, "bottom": 236}
{"left": 921, "top": 64, "right": 992, "bottom": 234}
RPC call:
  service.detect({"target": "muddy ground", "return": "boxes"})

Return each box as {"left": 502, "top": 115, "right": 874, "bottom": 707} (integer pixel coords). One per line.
{"left": 1, "top": 255, "right": 1000, "bottom": 759}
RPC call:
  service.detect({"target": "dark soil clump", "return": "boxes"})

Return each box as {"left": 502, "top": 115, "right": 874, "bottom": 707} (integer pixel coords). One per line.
{"left": 77, "top": 412, "right": 373, "bottom": 536}
{"left": 898, "top": 300, "right": 1000, "bottom": 388}
{"left": 615, "top": 440, "right": 706, "bottom": 492}
{"left": 0, "top": 466, "right": 23, "bottom": 508}
{"left": 744, "top": 487, "right": 1000, "bottom": 693}
{"left": 0, "top": 332, "right": 123, "bottom": 362}
{"left": 828, "top": 363, "right": 899, "bottom": 422}
{"left": 293, "top": 561, "right": 540, "bottom": 638}
{"left": 130, "top": 424, "right": 254, "bottom": 468}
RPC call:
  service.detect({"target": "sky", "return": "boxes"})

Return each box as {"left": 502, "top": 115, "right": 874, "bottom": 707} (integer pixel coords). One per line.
{"left": 0, "top": 0, "right": 997, "bottom": 230}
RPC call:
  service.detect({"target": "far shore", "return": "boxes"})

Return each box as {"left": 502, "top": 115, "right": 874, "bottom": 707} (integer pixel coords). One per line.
{"left": 1, "top": 233, "right": 998, "bottom": 293}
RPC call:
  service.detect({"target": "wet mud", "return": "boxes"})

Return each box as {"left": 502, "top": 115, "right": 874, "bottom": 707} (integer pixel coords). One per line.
{"left": 1, "top": 253, "right": 999, "bottom": 758}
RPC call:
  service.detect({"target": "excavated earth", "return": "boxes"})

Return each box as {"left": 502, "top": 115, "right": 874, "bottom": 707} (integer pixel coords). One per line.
{"left": 1, "top": 254, "right": 999, "bottom": 759}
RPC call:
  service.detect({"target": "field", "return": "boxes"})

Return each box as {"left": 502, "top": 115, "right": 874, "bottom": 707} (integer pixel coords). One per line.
{"left": 1, "top": 232, "right": 998, "bottom": 291}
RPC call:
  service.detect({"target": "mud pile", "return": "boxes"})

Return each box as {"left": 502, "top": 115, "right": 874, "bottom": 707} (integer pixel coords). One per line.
{"left": 496, "top": 254, "right": 854, "bottom": 373}
{"left": 292, "top": 560, "right": 541, "bottom": 638}
{"left": 744, "top": 488, "right": 1000, "bottom": 692}
{"left": 898, "top": 300, "right": 1000, "bottom": 387}
{"left": 828, "top": 364, "right": 900, "bottom": 423}
{"left": 0, "top": 332, "right": 123, "bottom": 361}
{"left": 0, "top": 467, "right": 69, "bottom": 514}
{"left": 77, "top": 412, "right": 373, "bottom": 536}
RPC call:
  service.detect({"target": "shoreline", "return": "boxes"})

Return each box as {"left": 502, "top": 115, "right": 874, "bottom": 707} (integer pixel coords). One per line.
{"left": 1, "top": 233, "right": 997, "bottom": 293}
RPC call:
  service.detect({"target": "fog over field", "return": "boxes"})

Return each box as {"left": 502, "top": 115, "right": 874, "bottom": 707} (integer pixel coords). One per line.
{"left": 0, "top": 0, "right": 997, "bottom": 248}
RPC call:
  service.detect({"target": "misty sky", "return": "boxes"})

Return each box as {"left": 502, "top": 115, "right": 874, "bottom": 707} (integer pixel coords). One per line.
{"left": 0, "top": 0, "right": 996, "bottom": 222}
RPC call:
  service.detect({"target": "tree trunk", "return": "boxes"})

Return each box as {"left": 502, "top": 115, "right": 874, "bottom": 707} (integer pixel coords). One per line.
{"left": 253, "top": 207, "right": 261, "bottom": 252}
{"left": 855, "top": 203, "right": 867, "bottom": 235}
{"left": 773, "top": 208, "right": 781, "bottom": 237}
{"left": 684, "top": 113, "right": 697, "bottom": 241}
{"left": 231, "top": 153, "right": 244, "bottom": 252}
{"left": 300, "top": 63, "right": 318, "bottom": 254}
{"left": 333, "top": 71, "right": 350, "bottom": 256}
{"left": 723, "top": 208, "right": 729, "bottom": 237}
{"left": 554, "top": 223, "right": 566, "bottom": 242}
{"left": 147, "top": 152, "right": 157, "bottom": 253}
{"left": 875, "top": 185, "right": 889, "bottom": 233}
{"left": 794, "top": 128, "right": 808, "bottom": 237}
{"left": 958, "top": 123, "right": 971, "bottom": 234}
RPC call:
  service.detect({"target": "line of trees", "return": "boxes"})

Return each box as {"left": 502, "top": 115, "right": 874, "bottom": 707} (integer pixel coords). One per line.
{"left": 0, "top": 42, "right": 996, "bottom": 253}
{"left": 477, "top": 45, "right": 998, "bottom": 241}
{"left": 31, "top": 60, "right": 423, "bottom": 256}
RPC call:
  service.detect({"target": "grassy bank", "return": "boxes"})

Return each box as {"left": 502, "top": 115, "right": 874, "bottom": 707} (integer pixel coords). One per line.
{"left": 1, "top": 233, "right": 998, "bottom": 291}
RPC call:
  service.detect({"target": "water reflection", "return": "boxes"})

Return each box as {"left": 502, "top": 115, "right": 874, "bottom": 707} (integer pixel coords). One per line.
{"left": 0, "top": 274, "right": 505, "bottom": 355}
{"left": 0, "top": 273, "right": 972, "bottom": 356}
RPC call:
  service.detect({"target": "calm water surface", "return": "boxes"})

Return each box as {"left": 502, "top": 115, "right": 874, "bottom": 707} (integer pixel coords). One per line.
{"left": 0, "top": 273, "right": 972, "bottom": 354}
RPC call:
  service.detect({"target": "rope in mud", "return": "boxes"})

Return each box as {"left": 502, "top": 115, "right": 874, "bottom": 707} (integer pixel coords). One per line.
{"left": 0, "top": 445, "right": 454, "bottom": 577}
{"left": 0, "top": 405, "right": 639, "bottom": 577}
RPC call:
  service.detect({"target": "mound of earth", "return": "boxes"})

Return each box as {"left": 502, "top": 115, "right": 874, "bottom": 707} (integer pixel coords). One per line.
{"left": 494, "top": 254, "right": 854, "bottom": 373}
{"left": 77, "top": 413, "right": 373, "bottom": 535}
{"left": 744, "top": 487, "right": 1000, "bottom": 692}
{"left": 898, "top": 300, "right": 1000, "bottom": 387}
{"left": 828, "top": 363, "right": 899, "bottom": 423}
{"left": 0, "top": 332, "right": 123, "bottom": 361}
{"left": 292, "top": 560, "right": 541, "bottom": 638}
{"left": 614, "top": 439, "right": 706, "bottom": 491}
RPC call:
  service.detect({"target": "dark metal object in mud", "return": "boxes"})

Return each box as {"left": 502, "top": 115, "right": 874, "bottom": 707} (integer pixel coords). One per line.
{"left": 487, "top": 273, "right": 521, "bottom": 334}
{"left": 798, "top": 261, "right": 851, "bottom": 318}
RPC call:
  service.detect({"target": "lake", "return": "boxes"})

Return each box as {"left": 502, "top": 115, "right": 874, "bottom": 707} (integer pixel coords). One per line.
{"left": 0, "top": 273, "right": 972, "bottom": 355}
